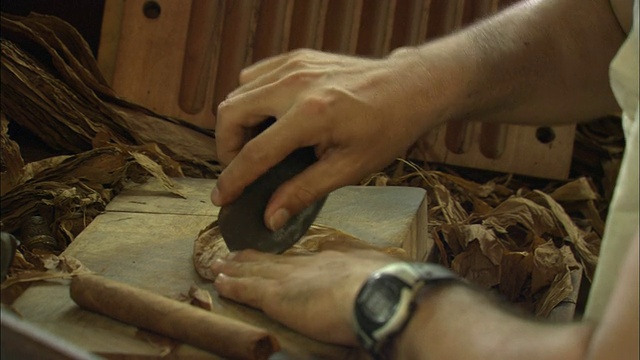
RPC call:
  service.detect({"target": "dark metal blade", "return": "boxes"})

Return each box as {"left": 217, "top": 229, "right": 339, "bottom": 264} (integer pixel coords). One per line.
{"left": 218, "top": 146, "right": 326, "bottom": 254}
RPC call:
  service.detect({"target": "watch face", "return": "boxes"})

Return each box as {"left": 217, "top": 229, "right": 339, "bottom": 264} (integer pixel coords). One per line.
{"left": 358, "top": 275, "right": 406, "bottom": 324}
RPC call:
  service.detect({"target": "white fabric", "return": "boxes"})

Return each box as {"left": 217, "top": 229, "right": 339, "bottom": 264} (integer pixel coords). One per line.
{"left": 584, "top": 0, "right": 639, "bottom": 321}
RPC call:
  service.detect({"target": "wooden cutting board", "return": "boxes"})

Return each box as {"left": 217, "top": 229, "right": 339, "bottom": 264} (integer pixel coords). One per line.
{"left": 11, "top": 177, "right": 430, "bottom": 359}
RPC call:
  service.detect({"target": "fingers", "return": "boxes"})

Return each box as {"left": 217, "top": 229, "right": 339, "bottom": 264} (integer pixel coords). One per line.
{"left": 264, "top": 153, "right": 363, "bottom": 231}
{"left": 237, "top": 52, "right": 291, "bottom": 85}
{"left": 215, "top": 84, "right": 291, "bottom": 166}
{"left": 213, "top": 116, "right": 313, "bottom": 206}
{"left": 210, "top": 250, "right": 299, "bottom": 279}
{"left": 235, "top": 49, "right": 322, "bottom": 88}
{"left": 214, "top": 274, "right": 274, "bottom": 310}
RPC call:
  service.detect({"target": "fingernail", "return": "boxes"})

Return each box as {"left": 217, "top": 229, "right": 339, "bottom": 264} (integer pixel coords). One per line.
{"left": 214, "top": 273, "right": 228, "bottom": 287}
{"left": 268, "top": 208, "right": 290, "bottom": 231}
{"left": 211, "top": 186, "right": 221, "bottom": 206}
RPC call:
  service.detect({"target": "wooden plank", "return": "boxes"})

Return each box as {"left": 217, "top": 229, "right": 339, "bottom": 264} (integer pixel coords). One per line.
{"left": 108, "top": 178, "right": 430, "bottom": 257}
{"left": 356, "top": 0, "right": 396, "bottom": 57}
{"left": 212, "top": 0, "right": 261, "bottom": 113}
{"left": 111, "top": 0, "right": 193, "bottom": 120}
{"left": 425, "top": 0, "right": 464, "bottom": 39}
{"left": 178, "top": 0, "right": 225, "bottom": 115}
{"left": 12, "top": 178, "right": 429, "bottom": 359}
{"left": 97, "top": 0, "right": 125, "bottom": 85}
{"left": 414, "top": 124, "right": 576, "bottom": 179}
{"left": 321, "top": 0, "right": 363, "bottom": 54}
{"left": 252, "top": 0, "right": 294, "bottom": 63}
{"left": 288, "top": 0, "right": 329, "bottom": 50}
{"left": 389, "top": 0, "right": 432, "bottom": 49}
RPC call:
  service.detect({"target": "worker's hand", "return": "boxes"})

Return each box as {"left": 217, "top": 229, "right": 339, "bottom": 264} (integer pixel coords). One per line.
{"left": 211, "top": 48, "right": 449, "bottom": 231}
{"left": 211, "top": 248, "right": 396, "bottom": 345}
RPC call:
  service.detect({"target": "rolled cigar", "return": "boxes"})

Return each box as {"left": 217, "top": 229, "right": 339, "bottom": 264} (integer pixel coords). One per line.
{"left": 70, "top": 274, "right": 279, "bottom": 360}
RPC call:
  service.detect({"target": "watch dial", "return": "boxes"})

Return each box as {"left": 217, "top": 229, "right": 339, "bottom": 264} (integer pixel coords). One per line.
{"left": 360, "top": 275, "right": 404, "bottom": 324}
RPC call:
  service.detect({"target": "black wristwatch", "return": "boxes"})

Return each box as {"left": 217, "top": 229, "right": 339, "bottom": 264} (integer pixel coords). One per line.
{"left": 353, "top": 262, "right": 460, "bottom": 358}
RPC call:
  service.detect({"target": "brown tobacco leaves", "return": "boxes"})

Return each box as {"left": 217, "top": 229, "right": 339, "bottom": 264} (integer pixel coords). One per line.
{"left": 363, "top": 165, "right": 606, "bottom": 318}
{"left": 0, "top": 12, "right": 221, "bottom": 297}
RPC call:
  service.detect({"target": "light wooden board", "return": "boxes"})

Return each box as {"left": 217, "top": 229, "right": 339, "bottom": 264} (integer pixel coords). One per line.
{"left": 99, "top": 0, "right": 573, "bottom": 180}
{"left": 12, "top": 177, "right": 429, "bottom": 359}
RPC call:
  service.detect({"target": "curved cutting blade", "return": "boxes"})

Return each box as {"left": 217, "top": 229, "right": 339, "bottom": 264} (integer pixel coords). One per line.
{"left": 218, "top": 146, "right": 326, "bottom": 254}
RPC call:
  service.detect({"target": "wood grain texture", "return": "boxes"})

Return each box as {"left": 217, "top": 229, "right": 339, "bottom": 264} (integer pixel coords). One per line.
{"left": 100, "top": 0, "right": 574, "bottom": 179}
{"left": 178, "top": 0, "right": 225, "bottom": 115}
{"left": 12, "top": 177, "right": 429, "bottom": 359}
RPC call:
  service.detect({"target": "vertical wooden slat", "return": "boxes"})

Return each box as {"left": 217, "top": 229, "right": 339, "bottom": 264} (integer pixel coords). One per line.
{"left": 425, "top": 0, "right": 464, "bottom": 39}
{"left": 462, "top": 0, "right": 499, "bottom": 25}
{"left": 212, "top": 0, "right": 261, "bottom": 111}
{"left": 445, "top": 121, "right": 474, "bottom": 154}
{"left": 322, "top": 0, "right": 363, "bottom": 54}
{"left": 423, "top": 0, "right": 469, "bottom": 155}
{"left": 461, "top": 0, "right": 506, "bottom": 159}
{"left": 252, "top": 0, "right": 294, "bottom": 63}
{"left": 288, "top": 0, "right": 329, "bottom": 50}
{"left": 389, "top": 0, "right": 432, "bottom": 50}
{"left": 111, "top": 0, "right": 192, "bottom": 116}
{"left": 178, "top": 0, "right": 225, "bottom": 115}
{"left": 105, "top": 0, "right": 573, "bottom": 178}
{"left": 479, "top": 123, "right": 507, "bottom": 159}
{"left": 97, "top": 0, "right": 125, "bottom": 85}
{"left": 498, "top": 0, "right": 521, "bottom": 9}
{"left": 357, "top": 0, "right": 396, "bottom": 57}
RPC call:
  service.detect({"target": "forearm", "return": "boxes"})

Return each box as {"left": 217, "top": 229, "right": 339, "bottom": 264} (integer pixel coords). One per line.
{"left": 389, "top": 0, "right": 626, "bottom": 130}
{"left": 393, "top": 284, "right": 593, "bottom": 360}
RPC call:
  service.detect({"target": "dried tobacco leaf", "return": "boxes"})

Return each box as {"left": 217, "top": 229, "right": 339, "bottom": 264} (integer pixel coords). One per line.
{"left": 0, "top": 13, "right": 221, "bottom": 178}
{"left": 193, "top": 223, "right": 408, "bottom": 281}
{"left": 451, "top": 240, "right": 501, "bottom": 288}
{"left": 362, "top": 159, "right": 601, "bottom": 318}
{"left": 0, "top": 145, "right": 187, "bottom": 244}
{"left": 0, "top": 114, "right": 25, "bottom": 195}
{"left": 481, "top": 197, "right": 560, "bottom": 239}
{"left": 498, "top": 251, "right": 533, "bottom": 302}
{"left": 0, "top": 254, "right": 91, "bottom": 290}
{"left": 537, "top": 272, "right": 574, "bottom": 317}
{"left": 550, "top": 177, "right": 599, "bottom": 202}
{"left": 188, "top": 285, "right": 214, "bottom": 311}
{"left": 526, "top": 190, "right": 598, "bottom": 280}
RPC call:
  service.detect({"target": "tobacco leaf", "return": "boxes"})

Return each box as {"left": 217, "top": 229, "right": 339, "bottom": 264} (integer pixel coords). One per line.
{"left": 193, "top": 223, "right": 408, "bottom": 281}
{"left": 526, "top": 191, "right": 598, "bottom": 280}
{"left": 498, "top": 251, "right": 533, "bottom": 303}
{"left": 0, "top": 145, "right": 185, "bottom": 244}
{"left": 0, "top": 254, "right": 91, "bottom": 290}
{"left": 363, "top": 160, "right": 600, "bottom": 318}
{"left": 187, "top": 285, "right": 214, "bottom": 311}
{"left": 0, "top": 13, "right": 221, "bottom": 178}
{"left": 536, "top": 264, "right": 581, "bottom": 318}
{"left": 549, "top": 177, "right": 599, "bottom": 202}
{"left": 0, "top": 113, "right": 26, "bottom": 194}
{"left": 451, "top": 240, "right": 502, "bottom": 288}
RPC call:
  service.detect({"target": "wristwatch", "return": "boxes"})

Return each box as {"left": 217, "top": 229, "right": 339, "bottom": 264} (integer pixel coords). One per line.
{"left": 353, "top": 262, "right": 460, "bottom": 358}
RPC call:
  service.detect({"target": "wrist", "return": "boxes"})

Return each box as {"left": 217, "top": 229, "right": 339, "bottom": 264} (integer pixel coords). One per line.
{"left": 385, "top": 43, "right": 470, "bottom": 133}
{"left": 390, "top": 283, "right": 463, "bottom": 359}
{"left": 352, "top": 262, "right": 461, "bottom": 359}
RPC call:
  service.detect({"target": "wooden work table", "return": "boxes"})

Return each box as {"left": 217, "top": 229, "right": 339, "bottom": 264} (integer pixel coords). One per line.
{"left": 11, "top": 177, "right": 430, "bottom": 359}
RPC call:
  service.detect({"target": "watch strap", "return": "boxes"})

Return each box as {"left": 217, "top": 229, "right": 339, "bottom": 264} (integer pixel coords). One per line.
{"left": 354, "top": 262, "right": 460, "bottom": 359}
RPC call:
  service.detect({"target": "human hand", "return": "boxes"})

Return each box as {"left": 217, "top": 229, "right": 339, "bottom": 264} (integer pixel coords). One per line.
{"left": 210, "top": 248, "right": 397, "bottom": 346}
{"left": 212, "top": 48, "right": 450, "bottom": 231}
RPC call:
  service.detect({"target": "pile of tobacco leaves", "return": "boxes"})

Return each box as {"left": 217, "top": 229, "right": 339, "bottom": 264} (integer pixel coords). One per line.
{"left": 0, "top": 13, "right": 624, "bottom": 319}
{"left": 361, "top": 116, "right": 623, "bottom": 317}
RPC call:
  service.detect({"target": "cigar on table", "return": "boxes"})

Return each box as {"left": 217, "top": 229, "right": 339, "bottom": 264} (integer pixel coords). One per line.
{"left": 70, "top": 274, "right": 280, "bottom": 360}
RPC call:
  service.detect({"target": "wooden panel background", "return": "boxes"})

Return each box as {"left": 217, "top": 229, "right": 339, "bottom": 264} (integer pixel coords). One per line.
{"left": 98, "top": 0, "right": 574, "bottom": 179}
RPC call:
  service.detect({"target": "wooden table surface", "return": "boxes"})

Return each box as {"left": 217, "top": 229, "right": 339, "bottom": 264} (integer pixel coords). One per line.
{"left": 12, "top": 177, "right": 430, "bottom": 359}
